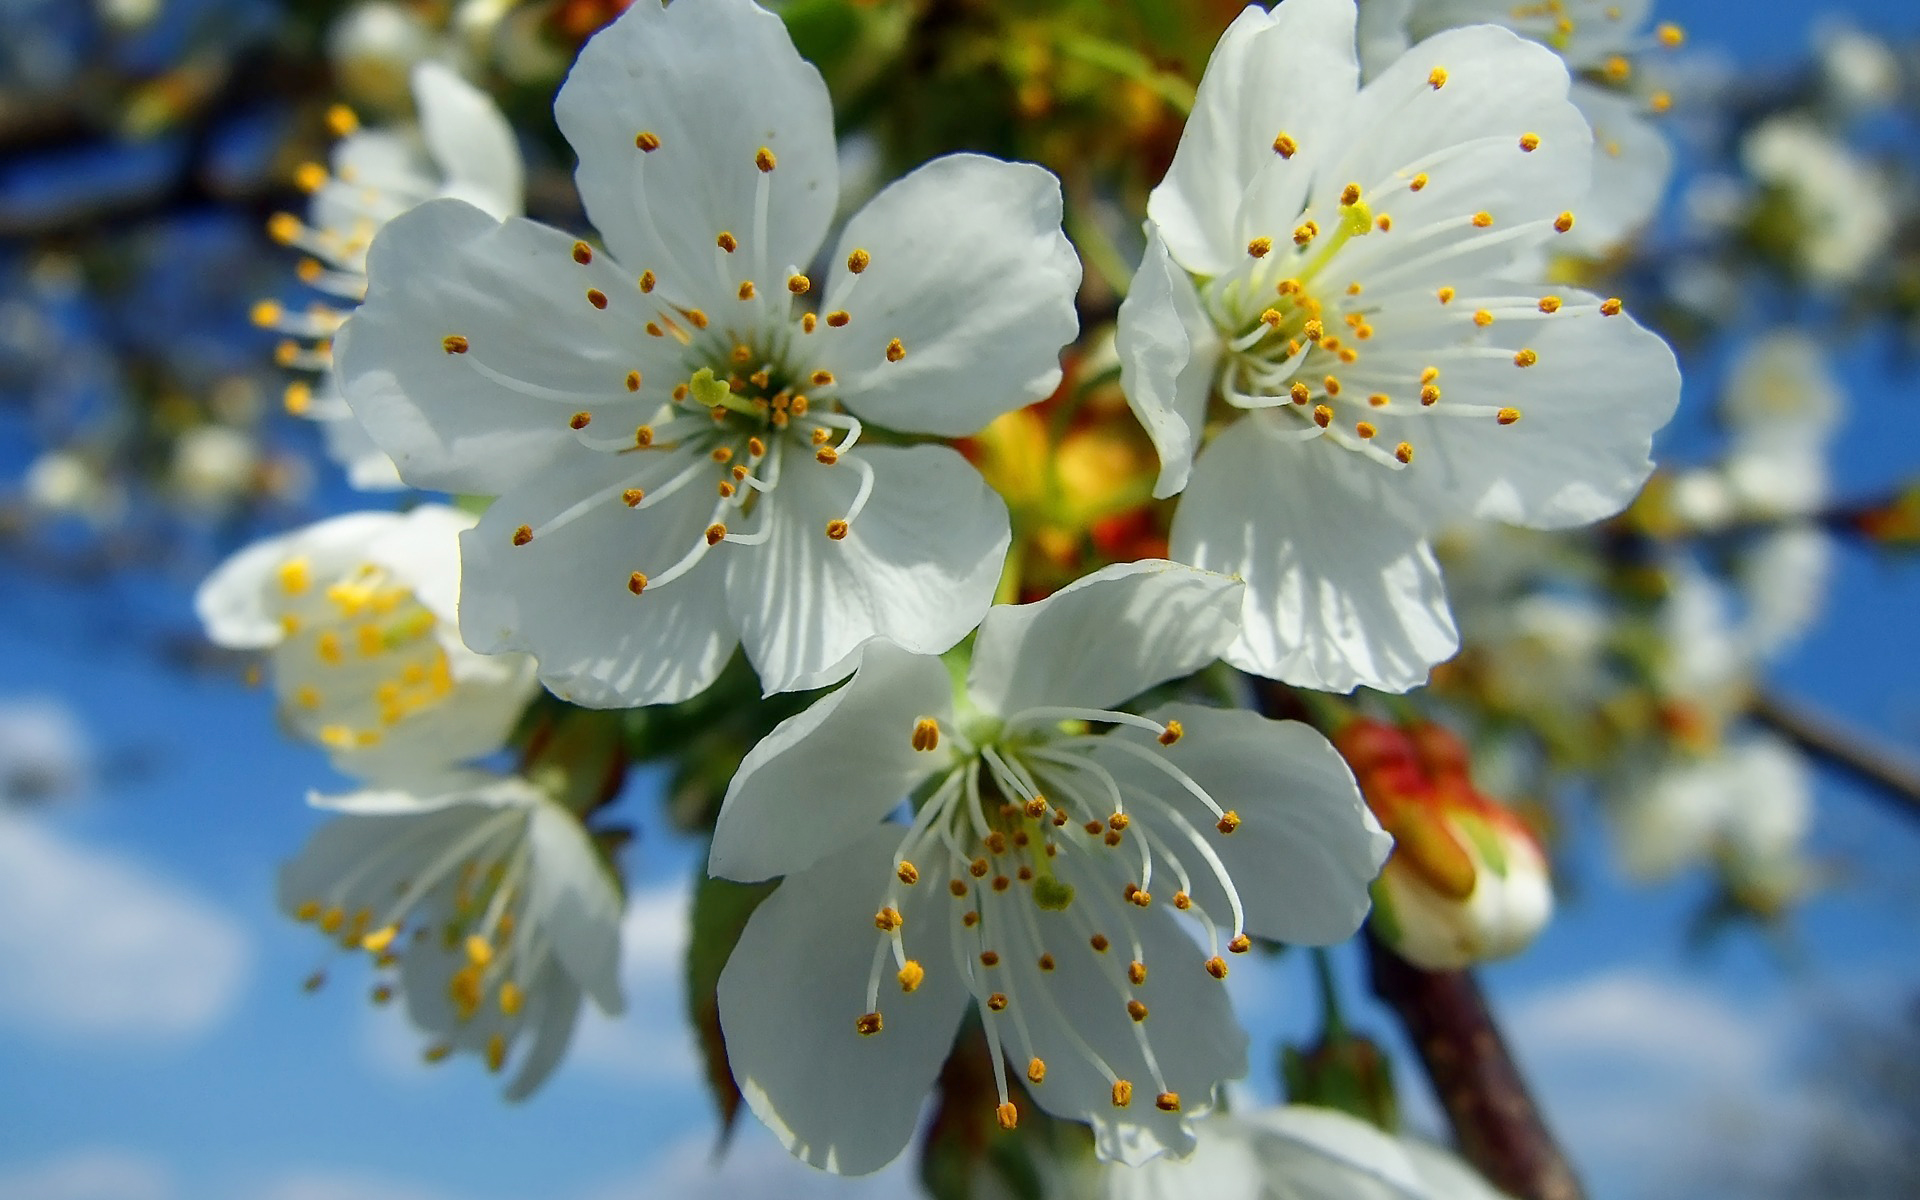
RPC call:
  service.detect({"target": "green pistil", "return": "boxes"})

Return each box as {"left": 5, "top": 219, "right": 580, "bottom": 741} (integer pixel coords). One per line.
{"left": 686, "top": 366, "right": 760, "bottom": 417}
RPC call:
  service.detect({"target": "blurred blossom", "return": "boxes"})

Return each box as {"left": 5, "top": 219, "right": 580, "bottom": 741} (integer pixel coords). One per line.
{"left": 0, "top": 697, "right": 92, "bottom": 807}
{"left": 1815, "top": 20, "right": 1902, "bottom": 115}
{"left": 21, "top": 451, "right": 122, "bottom": 525}
{"left": 96, "top": 0, "right": 159, "bottom": 32}
{"left": 167, "top": 423, "right": 258, "bottom": 510}
{"left": 1742, "top": 115, "right": 1895, "bottom": 287}
{"left": 327, "top": 1, "right": 447, "bottom": 115}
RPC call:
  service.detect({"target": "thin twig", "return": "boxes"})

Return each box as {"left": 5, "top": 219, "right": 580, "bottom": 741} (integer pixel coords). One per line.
{"left": 1750, "top": 690, "right": 1920, "bottom": 816}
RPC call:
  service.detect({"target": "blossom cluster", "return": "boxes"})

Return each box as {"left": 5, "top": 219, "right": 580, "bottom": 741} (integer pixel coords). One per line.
{"left": 195, "top": 0, "right": 1706, "bottom": 1185}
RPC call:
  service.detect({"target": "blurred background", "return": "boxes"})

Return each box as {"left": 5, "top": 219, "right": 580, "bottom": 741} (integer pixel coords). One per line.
{"left": 2, "top": 1, "right": 1919, "bottom": 1197}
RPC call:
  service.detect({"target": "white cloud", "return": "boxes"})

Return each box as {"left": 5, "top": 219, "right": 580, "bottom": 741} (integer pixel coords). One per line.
{"left": 0, "top": 815, "right": 249, "bottom": 1041}
{"left": 579, "top": 1123, "right": 919, "bottom": 1200}
{"left": 570, "top": 884, "right": 700, "bottom": 1086}
{"left": 0, "top": 1148, "right": 172, "bottom": 1200}
{"left": 249, "top": 1170, "right": 464, "bottom": 1200}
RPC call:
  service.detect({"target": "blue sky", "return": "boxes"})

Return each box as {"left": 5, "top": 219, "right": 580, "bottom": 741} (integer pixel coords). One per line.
{"left": 3, "top": 1, "right": 1919, "bottom": 1198}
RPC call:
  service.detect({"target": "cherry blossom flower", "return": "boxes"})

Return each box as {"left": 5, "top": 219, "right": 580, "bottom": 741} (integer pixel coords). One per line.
{"left": 281, "top": 769, "right": 623, "bottom": 1098}
{"left": 1358, "top": 0, "right": 1682, "bottom": 255}
{"left": 337, "top": 0, "right": 1079, "bottom": 706}
{"left": 196, "top": 505, "right": 538, "bottom": 776}
{"left": 1118, "top": 0, "right": 1679, "bottom": 693}
{"left": 257, "top": 61, "right": 524, "bottom": 489}
{"left": 708, "top": 562, "right": 1390, "bottom": 1172}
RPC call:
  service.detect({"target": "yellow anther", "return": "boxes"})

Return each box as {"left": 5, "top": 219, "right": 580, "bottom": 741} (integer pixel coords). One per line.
{"left": 1157, "top": 719, "right": 1183, "bottom": 746}
{"left": 815, "top": 446, "right": 839, "bottom": 465}
{"left": 1303, "top": 319, "right": 1325, "bottom": 342}
{"left": 748, "top": 436, "right": 767, "bottom": 457}
{"left": 635, "top": 130, "right": 661, "bottom": 152}
{"left": 1355, "top": 421, "right": 1378, "bottom": 440}
{"left": 267, "top": 212, "right": 301, "bottom": 244}
{"left": 1410, "top": 173, "right": 1429, "bottom": 192}
{"left": 1368, "top": 392, "right": 1390, "bottom": 407}
{"left": 323, "top": 103, "right": 359, "bottom": 138}
{"left": 1473, "top": 309, "right": 1495, "bottom": 326}
{"left": 738, "top": 281, "right": 756, "bottom": 300}
{"left": 1112, "top": 1081, "right": 1134, "bottom": 1108}
{"left": 1038, "top": 953, "right": 1056, "bottom": 971}
{"left": 856, "top": 1011, "right": 883, "bottom": 1036}
{"left": 755, "top": 145, "right": 777, "bottom": 172}
{"left": 996, "top": 1102, "right": 1018, "bottom": 1130}
{"left": 1247, "top": 236, "right": 1273, "bottom": 258}
{"left": 1155, "top": 1092, "right": 1181, "bottom": 1112}
{"left": 1340, "top": 182, "right": 1362, "bottom": 207}
{"left": 1027, "top": 1057, "right": 1046, "bottom": 1084}
{"left": 465, "top": 935, "right": 493, "bottom": 967}
{"left": 623, "top": 370, "right": 642, "bottom": 394}
{"left": 1229, "top": 934, "right": 1252, "bottom": 954}
{"left": 1420, "top": 385, "right": 1441, "bottom": 407}
{"left": 1395, "top": 442, "right": 1415, "bottom": 464}
{"left": 1289, "top": 381, "right": 1312, "bottom": 405}
{"left": 1471, "top": 211, "right": 1494, "bottom": 228}
{"left": 362, "top": 925, "right": 400, "bottom": 954}
{"left": 847, "top": 248, "right": 871, "bottom": 274}
{"left": 1649, "top": 91, "right": 1672, "bottom": 114}
{"left": 910, "top": 717, "right": 940, "bottom": 752}
{"left": 1513, "top": 348, "right": 1538, "bottom": 367}
{"left": 1437, "top": 286, "right": 1455, "bottom": 304}
{"left": 586, "top": 288, "right": 609, "bottom": 310}
{"left": 801, "top": 312, "right": 817, "bottom": 333}
{"left": 569, "top": 411, "right": 592, "bottom": 430}
{"left": 250, "top": 299, "right": 284, "bottom": 329}
{"left": 1312, "top": 404, "right": 1333, "bottom": 429}
{"left": 826, "top": 519, "right": 850, "bottom": 541}
{"left": 1376, "top": 213, "right": 1393, "bottom": 232}
{"left": 1554, "top": 211, "right": 1575, "bottom": 233}
{"left": 511, "top": 525, "right": 534, "bottom": 547}
{"left": 486, "top": 1033, "right": 507, "bottom": 1072}
{"left": 1206, "top": 956, "right": 1229, "bottom": 979}
{"left": 885, "top": 338, "right": 906, "bottom": 363}
{"left": 1496, "top": 407, "right": 1522, "bottom": 425}
{"left": 500, "top": 981, "right": 523, "bottom": 1016}
{"left": 316, "top": 632, "right": 343, "bottom": 665}
{"left": 1323, "top": 375, "right": 1342, "bottom": 396}
{"left": 1520, "top": 132, "right": 1541, "bottom": 152}
{"left": 1292, "top": 220, "right": 1319, "bottom": 246}
{"left": 897, "top": 861, "right": 920, "bottom": 886}
{"left": 293, "top": 161, "right": 329, "bottom": 194}
{"left": 811, "top": 369, "right": 835, "bottom": 387}
{"left": 1428, "top": 66, "right": 1448, "bottom": 89}
{"left": 635, "top": 423, "right": 657, "bottom": 446}
{"left": 704, "top": 523, "right": 728, "bottom": 545}
{"left": 1217, "top": 810, "right": 1241, "bottom": 834}
{"left": 685, "top": 309, "right": 709, "bottom": 329}
{"left": 1104, "top": 829, "right": 1123, "bottom": 847}
{"left": 898, "top": 961, "right": 925, "bottom": 993}
{"left": 1172, "top": 891, "right": 1190, "bottom": 911}
{"left": 1420, "top": 365, "right": 1440, "bottom": 385}
{"left": 638, "top": 270, "right": 656, "bottom": 293}
{"left": 875, "top": 906, "right": 904, "bottom": 932}
{"left": 1657, "top": 21, "right": 1684, "bottom": 47}
{"left": 319, "top": 906, "right": 345, "bottom": 934}
{"left": 716, "top": 231, "right": 738, "bottom": 254}
{"left": 1127, "top": 889, "right": 1152, "bottom": 908}
{"left": 295, "top": 900, "right": 321, "bottom": 922}
{"left": 980, "top": 949, "right": 1001, "bottom": 967}
{"left": 283, "top": 381, "right": 312, "bottom": 415}
{"left": 1090, "top": 933, "right": 1110, "bottom": 952}
{"left": 1272, "top": 131, "right": 1298, "bottom": 158}
{"left": 423, "top": 1043, "right": 453, "bottom": 1064}
{"left": 1127, "top": 961, "right": 1147, "bottom": 985}
{"left": 1538, "top": 296, "right": 1562, "bottom": 313}
{"left": 277, "top": 556, "right": 311, "bottom": 595}
{"left": 1600, "top": 297, "right": 1623, "bottom": 316}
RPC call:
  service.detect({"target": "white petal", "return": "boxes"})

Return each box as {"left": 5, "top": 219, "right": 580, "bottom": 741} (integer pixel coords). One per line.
{"left": 364, "top": 503, "right": 473, "bottom": 622}
{"left": 726, "top": 445, "right": 1008, "bottom": 695}
{"left": 412, "top": 61, "right": 524, "bottom": 219}
{"left": 1173, "top": 422, "right": 1459, "bottom": 693}
{"left": 552, "top": 0, "right": 837, "bottom": 308}
{"left": 526, "top": 801, "right": 625, "bottom": 1014}
{"left": 1237, "top": 1106, "right": 1431, "bottom": 1199}
{"left": 504, "top": 959, "right": 585, "bottom": 1102}
{"left": 1399, "top": 1136, "right": 1515, "bottom": 1200}
{"left": 1355, "top": 0, "right": 1416, "bottom": 78}
{"left": 709, "top": 641, "right": 952, "bottom": 883}
{"left": 1563, "top": 84, "right": 1671, "bottom": 254}
{"left": 460, "top": 450, "right": 736, "bottom": 708}
{"left": 1148, "top": 0, "right": 1358, "bottom": 276}
{"left": 1103, "top": 704, "right": 1389, "bottom": 946}
{"left": 719, "top": 827, "right": 971, "bottom": 1175}
{"left": 1117, "top": 228, "right": 1221, "bottom": 499}
{"left": 338, "top": 199, "right": 683, "bottom": 496}
{"left": 318, "top": 401, "right": 406, "bottom": 491}
{"left": 1103, "top": 1118, "right": 1266, "bottom": 1200}
{"left": 195, "top": 511, "right": 402, "bottom": 648}
{"left": 811, "top": 154, "right": 1081, "bottom": 437}
{"left": 1737, "top": 525, "right": 1832, "bottom": 657}
{"left": 968, "top": 561, "right": 1242, "bottom": 718}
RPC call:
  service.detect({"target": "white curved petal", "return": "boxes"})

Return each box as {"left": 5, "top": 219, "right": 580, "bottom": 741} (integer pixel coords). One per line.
{"left": 719, "top": 827, "right": 971, "bottom": 1175}
{"left": 1399, "top": 1136, "right": 1515, "bottom": 1200}
{"left": 1368, "top": 292, "right": 1680, "bottom": 530}
{"left": 709, "top": 642, "right": 953, "bottom": 883}
{"left": 1101, "top": 704, "right": 1389, "bottom": 946}
{"left": 968, "top": 561, "right": 1242, "bottom": 718}
{"left": 1148, "top": 0, "right": 1359, "bottom": 276}
{"left": 460, "top": 450, "right": 735, "bottom": 708}
{"left": 726, "top": 444, "right": 1009, "bottom": 696}
{"left": 363, "top": 503, "right": 472, "bottom": 622}
{"left": 339, "top": 200, "right": 684, "bottom": 496}
{"left": 1238, "top": 1106, "right": 1431, "bottom": 1199}
{"left": 412, "top": 61, "right": 524, "bottom": 219}
{"left": 1117, "top": 228, "right": 1221, "bottom": 499}
{"left": 1563, "top": 84, "right": 1671, "bottom": 255}
{"left": 814, "top": 154, "right": 1081, "bottom": 438}
{"left": 318, "top": 400, "right": 407, "bottom": 491}
{"left": 504, "top": 960, "right": 585, "bottom": 1102}
{"left": 195, "top": 511, "right": 403, "bottom": 648}
{"left": 1102, "top": 1118, "right": 1265, "bottom": 1200}
{"left": 526, "top": 801, "right": 625, "bottom": 1015}
{"left": 553, "top": 0, "right": 837, "bottom": 308}
{"left": 1173, "top": 422, "right": 1459, "bottom": 694}
{"left": 1355, "top": 0, "right": 1416, "bottom": 78}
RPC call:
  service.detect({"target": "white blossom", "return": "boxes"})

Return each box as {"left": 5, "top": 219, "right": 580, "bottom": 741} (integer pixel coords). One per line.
{"left": 337, "top": 0, "right": 1080, "bottom": 706}
{"left": 1612, "top": 734, "right": 1812, "bottom": 890}
{"left": 1358, "top": 0, "right": 1681, "bottom": 255}
{"left": 280, "top": 769, "right": 624, "bottom": 1098}
{"left": 708, "top": 562, "right": 1389, "bottom": 1173}
{"left": 259, "top": 61, "right": 524, "bottom": 490}
{"left": 1118, "top": 0, "right": 1679, "bottom": 693}
{"left": 1742, "top": 115, "right": 1895, "bottom": 287}
{"left": 196, "top": 505, "right": 539, "bottom": 777}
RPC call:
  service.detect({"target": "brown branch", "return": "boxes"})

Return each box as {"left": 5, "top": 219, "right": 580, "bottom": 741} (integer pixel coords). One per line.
{"left": 1365, "top": 933, "right": 1585, "bottom": 1200}
{"left": 1749, "top": 690, "right": 1920, "bottom": 817}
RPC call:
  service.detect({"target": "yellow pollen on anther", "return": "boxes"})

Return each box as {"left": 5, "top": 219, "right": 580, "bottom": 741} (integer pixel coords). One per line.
{"left": 1207, "top": 956, "right": 1230, "bottom": 979}
{"left": 1112, "top": 1081, "right": 1134, "bottom": 1108}
{"left": 511, "top": 525, "right": 533, "bottom": 546}
{"left": 1127, "top": 999, "right": 1149, "bottom": 1022}
{"left": 1496, "top": 407, "right": 1522, "bottom": 425}
{"left": 995, "top": 1101, "right": 1018, "bottom": 1131}
{"left": 635, "top": 130, "right": 661, "bottom": 152}
{"left": 716, "top": 231, "right": 738, "bottom": 254}
{"left": 1649, "top": 91, "right": 1673, "bottom": 114}
{"left": 856, "top": 1012, "right": 883, "bottom": 1036}
{"left": 980, "top": 949, "right": 1001, "bottom": 967}
{"left": 465, "top": 935, "right": 493, "bottom": 967}
{"left": 1323, "top": 375, "right": 1342, "bottom": 396}
{"left": 685, "top": 309, "right": 709, "bottom": 329}
{"left": 912, "top": 717, "right": 940, "bottom": 751}
{"left": 1604, "top": 54, "right": 1631, "bottom": 83}
{"left": 319, "top": 906, "right": 344, "bottom": 934}
{"left": 1420, "top": 385, "right": 1441, "bottom": 406}
{"left": 570, "top": 411, "right": 592, "bottom": 429}
{"left": 1428, "top": 66, "right": 1448, "bottom": 89}
{"left": 635, "top": 424, "right": 656, "bottom": 446}
{"left": 1217, "top": 810, "right": 1241, "bottom": 834}
{"left": 885, "top": 338, "right": 906, "bottom": 363}
{"left": 1369, "top": 393, "right": 1390, "bottom": 407}
{"left": 704, "top": 524, "right": 728, "bottom": 546}
{"left": 1520, "top": 132, "right": 1541, "bottom": 152}
{"left": 586, "top": 288, "right": 609, "bottom": 309}
{"left": 1229, "top": 934, "right": 1252, "bottom": 954}
{"left": 824, "top": 519, "right": 850, "bottom": 542}
{"left": 1128, "top": 889, "right": 1152, "bottom": 908}
{"left": 1247, "top": 237, "right": 1273, "bottom": 258}
{"left": 1657, "top": 21, "right": 1685, "bottom": 46}
{"left": 1292, "top": 221, "right": 1318, "bottom": 246}
{"left": 1313, "top": 405, "right": 1333, "bottom": 428}
{"left": 1472, "top": 211, "right": 1494, "bottom": 228}
{"left": 810, "top": 369, "right": 835, "bottom": 387}
{"left": 639, "top": 270, "right": 656, "bottom": 293}
{"left": 1538, "top": 296, "right": 1563, "bottom": 313}
{"left": 1395, "top": 442, "right": 1415, "bottom": 464}
{"left": 442, "top": 334, "right": 469, "bottom": 354}
{"left": 1090, "top": 933, "right": 1110, "bottom": 952}
{"left": 1290, "top": 381, "right": 1311, "bottom": 405}
{"left": 1158, "top": 719, "right": 1183, "bottom": 746}
{"left": 1038, "top": 953, "right": 1056, "bottom": 971}
{"left": 628, "top": 572, "right": 647, "bottom": 595}
{"left": 1376, "top": 213, "right": 1393, "bottom": 232}
{"left": 500, "top": 981, "right": 523, "bottom": 1016}
{"left": 1026, "top": 1057, "right": 1046, "bottom": 1084}
{"left": 1473, "top": 309, "right": 1494, "bottom": 327}
{"left": 738, "top": 281, "right": 757, "bottom": 300}
{"left": 755, "top": 145, "right": 778, "bottom": 172}
{"left": 1272, "top": 132, "right": 1298, "bottom": 158}
{"left": 293, "top": 162, "right": 328, "bottom": 193}
{"left": 1436, "top": 286, "right": 1455, "bottom": 304}
{"left": 1356, "top": 421, "right": 1378, "bottom": 440}
{"left": 571, "top": 241, "right": 593, "bottom": 264}
{"left": 847, "top": 248, "right": 871, "bottom": 274}
{"left": 897, "top": 862, "right": 920, "bottom": 886}
{"left": 1514, "top": 348, "right": 1538, "bottom": 367}
{"left": 1554, "top": 211, "right": 1575, "bottom": 233}
{"left": 316, "top": 633, "right": 343, "bottom": 665}
{"left": 1156, "top": 1092, "right": 1182, "bottom": 1112}
{"left": 986, "top": 992, "right": 1008, "bottom": 1011}
{"left": 1600, "top": 297, "right": 1623, "bottom": 316}
{"left": 1304, "top": 319, "right": 1325, "bottom": 341}
{"left": 1410, "top": 173, "right": 1430, "bottom": 193}
{"left": 267, "top": 212, "right": 301, "bottom": 244}
{"left": 897, "top": 960, "right": 925, "bottom": 993}
{"left": 875, "top": 906, "right": 904, "bottom": 932}
{"left": 1127, "top": 961, "right": 1147, "bottom": 985}
{"left": 815, "top": 447, "right": 839, "bottom": 466}
{"left": 423, "top": 1043, "right": 452, "bottom": 1064}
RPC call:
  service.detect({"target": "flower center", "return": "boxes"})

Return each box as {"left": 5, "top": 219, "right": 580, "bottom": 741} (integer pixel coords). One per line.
{"left": 850, "top": 706, "right": 1249, "bottom": 1128}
